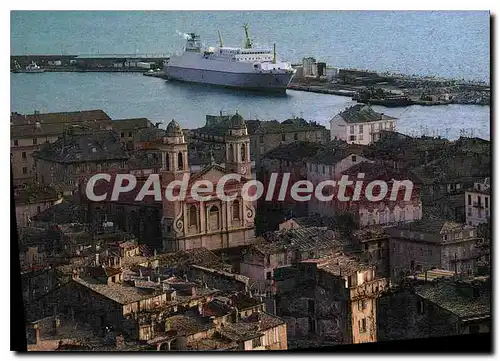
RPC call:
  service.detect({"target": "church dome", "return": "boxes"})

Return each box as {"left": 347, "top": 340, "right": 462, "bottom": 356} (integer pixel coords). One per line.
{"left": 229, "top": 112, "right": 246, "bottom": 129}
{"left": 165, "top": 119, "right": 183, "bottom": 136}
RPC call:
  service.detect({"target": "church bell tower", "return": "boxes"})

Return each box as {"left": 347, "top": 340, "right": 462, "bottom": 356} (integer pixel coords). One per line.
{"left": 225, "top": 111, "right": 252, "bottom": 179}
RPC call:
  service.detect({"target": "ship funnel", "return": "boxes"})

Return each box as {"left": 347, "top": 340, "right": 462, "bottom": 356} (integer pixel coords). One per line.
{"left": 243, "top": 24, "right": 253, "bottom": 49}
{"left": 218, "top": 30, "right": 224, "bottom": 48}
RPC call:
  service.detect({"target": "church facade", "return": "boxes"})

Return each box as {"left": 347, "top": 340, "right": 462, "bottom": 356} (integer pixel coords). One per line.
{"left": 158, "top": 113, "right": 256, "bottom": 252}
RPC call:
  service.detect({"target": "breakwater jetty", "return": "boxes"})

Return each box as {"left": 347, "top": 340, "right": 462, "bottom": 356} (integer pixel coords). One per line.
{"left": 11, "top": 54, "right": 167, "bottom": 73}
{"left": 289, "top": 67, "right": 490, "bottom": 106}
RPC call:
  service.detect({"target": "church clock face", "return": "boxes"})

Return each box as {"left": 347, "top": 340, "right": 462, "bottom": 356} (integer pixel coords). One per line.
{"left": 240, "top": 166, "right": 247, "bottom": 175}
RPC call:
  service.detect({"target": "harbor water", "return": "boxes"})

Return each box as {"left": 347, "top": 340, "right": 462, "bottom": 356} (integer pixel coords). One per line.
{"left": 11, "top": 72, "right": 490, "bottom": 140}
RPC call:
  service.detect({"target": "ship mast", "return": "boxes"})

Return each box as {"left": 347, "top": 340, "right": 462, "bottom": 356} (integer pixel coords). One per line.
{"left": 243, "top": 24, "right": 253, "bottom": 49}
{"left": 273, "top": 43, "right": 277, "bottom": 64}
{"left": 217, "top": 30, "right": 224, "bottom": 47}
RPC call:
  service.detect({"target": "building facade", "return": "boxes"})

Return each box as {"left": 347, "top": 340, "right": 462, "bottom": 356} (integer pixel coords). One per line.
{"left": 465, "top": 178, "right": 491, "bottom": 226}
{"left": 330, "top": 104, "right": 397, "bottom": 145}
{"left": 158, "top": 115, "right": 256, "bottom": 252}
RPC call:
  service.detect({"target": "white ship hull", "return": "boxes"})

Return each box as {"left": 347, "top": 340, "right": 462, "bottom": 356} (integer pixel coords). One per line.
{"left": 165, "top": 65, "right": 293, "bottom": 92}
{"left": 164, "top": 52, "right": 295, "bottom": 93}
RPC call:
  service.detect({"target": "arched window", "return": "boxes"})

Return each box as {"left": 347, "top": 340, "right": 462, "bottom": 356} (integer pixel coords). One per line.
{"left": 189, "top": 205, "right": 197, "bottom": 228}
{"left": 178, "top": 152, "right": 183, "bottom": 170}
{"left": 209, "top": 206, "right": 220, "bottom": 231}
{"left": 241, "top": 144, "right": 246, "bottom": 162}
{"left": 232, "top": 200, "right": 240, "bottom": 220}
{"left": 229, "top": 144, "right": 235, "bottom": 162}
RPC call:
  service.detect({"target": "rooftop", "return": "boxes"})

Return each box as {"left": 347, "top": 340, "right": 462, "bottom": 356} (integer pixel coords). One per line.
{"left": 219, "top": 311, "right": 285, "bottom": 341}
{"left": 391, "top": 219, "right": 475, "bottom": 236}
{"left": 34, "top": 129, "right": 129, "bottom": 164}
{"left": 415, "top": 280, "right": 490, "bottom": 319}
{"left": 256, "top": 227, "right": 341, "bottom": 255}
{"left": 14, "top": 183, "right": 60, "bottom": 205}
{"left": 11, "top": 119, "right": 113, "bottom": 139}
{"left": 153, "top": 248, "right": 228, "bottom": 270}
{"left": 313, "top": 252, "right": 368, "bottom": 276}
{"left": 31, "top": 199, "right": 87, "bottom": 224}
{"left": 263, "top": 141, "right": 325, "bottom": 162}
{"left": 254, "top": 118, "right": 325, "bottom": 134}
{"left": 111, "top": 118, "right": 152, "bottom": 131}
{"left": 337, "top": 104, "right": 397, "bottom": 124}
{"left": 308, "top": 142, "right": 365, "bottom": 166}
{"left": 11, "top": 109, "right": 111, "bottom": 126}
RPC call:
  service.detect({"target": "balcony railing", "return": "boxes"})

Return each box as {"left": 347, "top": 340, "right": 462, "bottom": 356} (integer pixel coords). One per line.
{"left": 349, "top": 278, "right": 389, "bottom": 301}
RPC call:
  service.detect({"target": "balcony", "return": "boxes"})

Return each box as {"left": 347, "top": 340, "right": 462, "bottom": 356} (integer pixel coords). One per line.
{"left": 349, "top": 278, "right": 389, "bottom": 301}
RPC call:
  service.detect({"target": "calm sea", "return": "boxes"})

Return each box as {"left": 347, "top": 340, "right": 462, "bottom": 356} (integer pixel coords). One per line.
{"left": 10, "top": 11, "right": 490, "bottom": 140}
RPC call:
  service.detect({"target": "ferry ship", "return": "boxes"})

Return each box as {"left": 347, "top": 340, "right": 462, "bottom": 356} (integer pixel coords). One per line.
{"left": 164, "top": 25, "right": 295, "bottom": 93}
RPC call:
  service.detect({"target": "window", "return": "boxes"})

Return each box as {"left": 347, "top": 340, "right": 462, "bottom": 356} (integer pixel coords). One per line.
{"left": 294, "top": 133, "right": 298, "bottom": 140}
{"left": 32, "top": 138, "right": 37, "bottom": 145}
{"left": 351, "top": 155, "right": 357, "bottom": 162}
{"left": 37, "top": 206, "right": 41, "bottom": 213}
{"left": 22, "top": 152, "right": 27, "bottom": 159}
{"left": 266, "top": 271, "right": 272, "bottom": 280}
{"left": 359, "top": 134, "right": 363, "bottom": 141}
{"left": 120, "top": 132, "right": 124, "bottom": 138}
{"left": 359, "top": 125, "right": 363, "bottom": 134}
{"left": 165, "top": 154, "right": 170, "bottom": 171}
{"left": 241, "top": 144, "right": 246, "bottom": 162}
{"left": 329, "top": 166, "right": 333, "bottom": 176}
{"left": 485, "top": 197, "right": 489, "bottom": 208}
{"left": 128, "top": 132, "right": 132, "bottom": 137}
{"left": 229, "top": 144, "right": 235, "bottom": 162}
{"left": 322, "top": 165, "right": 325, "bottom": 174}
{"left": 209, "top": 206, "right": 220, "bottom": 230}
{"left": 307, "top": 299, "right": 315, "bottom": 314}
{"left": 22, "top": 167, "right": 27, "bottom": 174}
{"left": 350, "top": 126, "right": 355, "bottom": 134}
{"left": 443, "top": 234, "right": 448, "bottom": 241}
{"left": 177, "top": 152, "right": 184, "bottom": 170}
{"left": 469, "top": 325, "right": 480, "bottom": 334}
{"left": 189, "top": 205, "right": 197, "bottom": 228}
{"left": 417, "top": 299, "right": 424, "bottom": 314}
{"left": 308, "top": 318, "right": 316, "bottom": 332}
{"left": 467, "top": 194, "right": 471, "bottom": 205}
{"left": 14, "top": 140, "right": 18, "bottom": 146}
{"left": 252, "top": 338, "right": 262, "bottom": 348}
{"left": 232, "top": 200, "right": 240, "bottom": 220}
{"left": 282, "top": 134, "right": 286, "bottom": 141}
{"left": 410, "top": 260, "right": 415, "bottom": 270}
{"left": 349, "top": 135, "right": 356, "bottom": 141}
{"left": 315, "top": 164, "right": 318, "bottom": 172}
{"left": 359, "top": 318, "right": 367, "bottom": 332}
{"left": 259, "top": 135, "right": 264, "bottom": 143}
{"left": 358, "top": 300, "right": 367, "bottom": 311}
